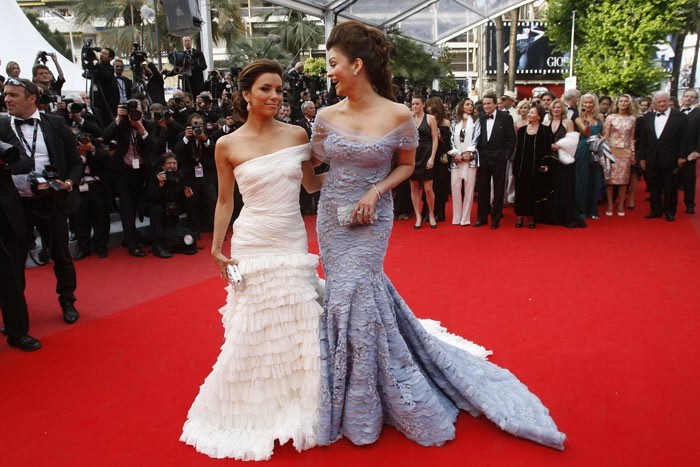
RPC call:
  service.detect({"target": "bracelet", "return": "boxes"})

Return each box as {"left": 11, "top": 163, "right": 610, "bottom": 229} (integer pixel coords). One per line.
{"left": 371, "top": 183, "right": 382, "bottom": 200}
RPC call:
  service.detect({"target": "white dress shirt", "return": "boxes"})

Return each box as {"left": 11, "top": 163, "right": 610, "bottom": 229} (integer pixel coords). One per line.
{"left": 654, "top": 109, "right": 669, "bottom": 139}
{"left": 10, "top": 110, "right": 50, "bottom": 197}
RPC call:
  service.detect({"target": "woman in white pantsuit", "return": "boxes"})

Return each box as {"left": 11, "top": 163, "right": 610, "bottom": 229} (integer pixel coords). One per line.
{"left": 450, "top": 99, "right": 479, "bottom": 225}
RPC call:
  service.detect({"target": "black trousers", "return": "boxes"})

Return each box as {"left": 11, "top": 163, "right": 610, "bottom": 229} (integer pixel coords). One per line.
{"left": 22, "top": 197, "right": 77, "bottom": 306}
{"left": 185, "top": 174, "right": 216, "bottom": 231}
{"left": 149, "top": 204, "right": 176, "bottom": 243}
{"left": 680, "top": 160, "right": 696, "bottom": 210}
{"left": 0, "top": 210, "right": 30, "bottom": 339}
{"left": 114, "top": 168, "right": 146, "bottom": 250}
{"left": 647, "top": 164, "right": 679, "bottom": 216}
{"left": 75, "top": 181, "right": 110, "bottom": 252}
{"left": 476, "top": 157, "right": 507, "bottom": 222}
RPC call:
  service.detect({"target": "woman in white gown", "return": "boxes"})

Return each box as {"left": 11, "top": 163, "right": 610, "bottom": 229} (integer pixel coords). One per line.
{"left": 180, "top": 60, "right": 324, "bottom": 461}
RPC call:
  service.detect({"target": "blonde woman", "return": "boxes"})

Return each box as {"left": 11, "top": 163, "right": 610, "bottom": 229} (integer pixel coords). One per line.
{"left": 603, "top": 95, "right": 638, "bottom": 216}
{"left": 574, "top": 93, "right": 604, "bottom": 221}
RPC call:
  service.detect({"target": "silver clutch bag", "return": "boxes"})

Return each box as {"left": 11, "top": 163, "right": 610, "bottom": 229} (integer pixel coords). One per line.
{"left": 226, "top": 263, "right": 245, "bottom": 293}
{"left": 337, "top": 203, "right": 378, "bottom": 226}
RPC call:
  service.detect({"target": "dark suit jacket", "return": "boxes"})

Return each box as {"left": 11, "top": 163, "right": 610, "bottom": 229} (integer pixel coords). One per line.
{"left": 636, "top": 109, "right": 687, "bottom": 168}
{"left": 145, "top": 63, "right": 166, "bottom": 105}
{"left": 183, "top": 49, "right": 207, "bottom": 96}
{"left": 103, "top": 119, "right": 160, "bottom": 174}
{"left": 174, "top": 133, "right": 216, "bottom": 182}
{"left": 0, "top": 113, "right": 83, "bottom": 216}
{"left": 682, "top": 107, "right": 700, "bottom": 156}
{"left": 474, "top": 110, "right": 516, "bottom": 162}
{"left": 92, "top": 62, "right": 118, "bottom": 120}
{"left": 294, "top": 117, "right": 313, "bottom": 139}
{"left": 0, "top": 118, "right": 33, "bottom": 236}
{"left": 115, "top": 75, "right": 133, "bottom": 102}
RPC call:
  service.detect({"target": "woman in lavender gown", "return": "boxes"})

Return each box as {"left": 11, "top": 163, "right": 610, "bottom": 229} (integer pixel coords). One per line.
{"left": 312, "top": 20, "right": 566, "bottom": 450}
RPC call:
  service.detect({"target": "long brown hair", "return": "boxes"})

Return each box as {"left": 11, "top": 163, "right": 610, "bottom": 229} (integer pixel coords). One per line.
{"left": 426, "top": 96, "right": 447, "bottom": 125}
{"left": 232, "top": 59, "right": 284, "bottom": 119}
{"left": 326, "top": 20, "right": 395, "bottom": 101}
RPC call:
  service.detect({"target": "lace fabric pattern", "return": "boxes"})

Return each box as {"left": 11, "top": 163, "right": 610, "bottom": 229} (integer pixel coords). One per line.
{"left": 312, "top": 111, "right": 566, "bottom": 450}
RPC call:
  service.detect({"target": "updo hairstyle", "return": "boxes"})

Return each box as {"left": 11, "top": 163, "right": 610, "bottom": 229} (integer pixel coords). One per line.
{"left": 326, "top": 20, "right": 395, "bottom": 101}
{"left": 232, "top": 59, "right": 284, "bottom": 119}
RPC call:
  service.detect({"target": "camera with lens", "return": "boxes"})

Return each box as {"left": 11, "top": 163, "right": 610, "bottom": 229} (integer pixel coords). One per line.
{"left": 121, "top": 101, "right": 142, "bottom": 121}
{"left": 129, "top": 43, "right": 148, "bottom": 80}
{"left": 69, "top": 102, "right": 86, "bottom": 114}
{"left": 80, "top": 40, "right": 102, "bottom": 79}
{"left": 173, "top": 96, "right": 184, "bottom": 107}
{"left": 0, "top": 141, "right": 20, "bottom": 166}
{"left": 163, "top": 109, "right": 173, "bottom": 120}
{"left": 76, "top": 133, "right": 91, "bottom": 145}
{"left": 165, "top": 169, "right": 180, "bottom": 185}
{"left": 29, "top": 165, "right": 68, "bottom": 199}
{"left": 38, "top": 93, "right": 58, "bottom": 106}
{"left": 37, "top": 51, "right": 50, "bottom": 64}
{"left": 192, "top": 125, "right": 203, "bottom": 137}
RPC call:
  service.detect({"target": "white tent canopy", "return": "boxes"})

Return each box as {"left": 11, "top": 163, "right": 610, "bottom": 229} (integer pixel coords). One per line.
{"left": 1, "top": 1, "right": 87, "bottom": 93}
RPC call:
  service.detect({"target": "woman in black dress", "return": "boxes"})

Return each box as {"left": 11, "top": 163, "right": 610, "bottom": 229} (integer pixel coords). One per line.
{"left": 513, "top": 105, "right": 551, "bottom": 229}
{"left": 426, "top": 96, "right": 453, "bottom": 223}
{"left": 410, "top": 95, "right": 439, "bottom": 229}
{"left": 536, "top": 99, "right": 580, "bottom": 227}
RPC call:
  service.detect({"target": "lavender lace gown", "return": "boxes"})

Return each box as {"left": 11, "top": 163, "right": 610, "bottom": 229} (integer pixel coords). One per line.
{"left": 312, "top": 112, "right": 566, "bottom": 450}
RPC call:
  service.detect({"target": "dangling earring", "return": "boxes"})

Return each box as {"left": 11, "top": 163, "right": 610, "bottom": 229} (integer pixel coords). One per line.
{"left": 246, "top": 101, "right": 251, "bottom": 112}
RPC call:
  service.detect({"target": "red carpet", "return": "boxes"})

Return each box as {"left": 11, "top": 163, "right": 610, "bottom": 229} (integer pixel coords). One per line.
{"left": 2, "top": 187, "right": 699, "bottom": 466}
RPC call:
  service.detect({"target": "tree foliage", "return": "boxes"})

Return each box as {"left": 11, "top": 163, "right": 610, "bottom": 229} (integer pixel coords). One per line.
{"left": 547, "top": 0, "right": 696, "bottom": 95}
{"left": 303, "top": 57, "right": 326, "bottom": 76}
{"left": 258, "top": 9, "right": 323, "bottom": 58}
{"left": 226, "top": 37, "right": 291, "bottom": 69}
{"left": 387, "top": 31, "right": 447, "bottom": 88}
{"left": 24, "top": 10, "right": 71, "bottom": 60}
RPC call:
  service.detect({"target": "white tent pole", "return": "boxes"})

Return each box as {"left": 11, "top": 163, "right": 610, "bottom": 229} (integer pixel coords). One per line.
{"left": 200, "top": 0, "right": 214, "bottom": 72}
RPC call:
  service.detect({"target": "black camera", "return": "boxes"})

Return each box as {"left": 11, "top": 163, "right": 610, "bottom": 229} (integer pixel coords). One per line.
{"left": 163, "top": 109, "right": 173, "bottom": 120}
{"left": 38, "top": 93, "right": 58, "bottom": 106}
{"left": 121, "top": 101, "right": 142, "bottom": 121}
{"left": 37, "top": 51, "right": 50, "bottom": 64}
{"left": 80, "top": 40, "right": 102, "bottom": 79}
{"left": 192, "top": 125, "right": 203, "bottom": 136}
{"left": 0, "top": 141, "right": 20, "bottom": 165}
{"left": 69, "top": 102, "right": 86, "bottom": 114}
{"left": 165, "top": 169, "right": 180, "bottom": 184}
{"left": 173, "top": 96, "right": 184, "bottom": 106}
{"left": 29, "top": 165, "right": 68, "bottom": 199}
{"left": 130, "top": 43, "right": 148, "bottom": 80}
{"left": 152, "top": 111, "right": 163, "bottom": 120}
{"left": 76, "top": 133, "right": 91, "bottom": 145}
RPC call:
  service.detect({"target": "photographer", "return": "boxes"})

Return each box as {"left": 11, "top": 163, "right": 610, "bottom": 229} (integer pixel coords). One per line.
{"left": 174, "top": 113, "right": 216, "bottom": 235}
{"left": 90, "top": 48, "right": 119, "bottom": 120}
{"left": 113, "top": 59, "right": 132, "bottom": 106}
{"left": 179, "top": 36, "right": 207, "bottom": 97}
{"left": 195, "top": 92, "right": 221, "bottom": 123}
{"left": 33, "top": 52, "right": 65, "bottom": 97}
{"left": 104, "top": 98, "right": 159, "bottom": 257}
{"left": 168, "top": 90, "right": 193, "bottom": 126}
{"left": 149, "top": 103, "right": 184, "bottom": 154}
{"left": 143, "top": 62, "right": 165, "bottom": 105}
{"left": 204, "top": 69, "right": 225, "bottom": 100}
{"left": 62, "top": 94, "right": 103, "bottom": 138}
{"left": 73, "top": 135, "right": 110, "bottom": 259}
{"left": 0, "top": 118, "right": 41, "bottom": 351}
{"left": 2, "top": 78, "right": 83, "bottom": 325}
{"left": 148, "top": 153, "right": 197, "bottom": 258}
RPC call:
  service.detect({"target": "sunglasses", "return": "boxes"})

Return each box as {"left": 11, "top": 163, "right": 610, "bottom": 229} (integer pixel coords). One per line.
{"left": 5, "top": 78, "right": 37, "bottom": 95}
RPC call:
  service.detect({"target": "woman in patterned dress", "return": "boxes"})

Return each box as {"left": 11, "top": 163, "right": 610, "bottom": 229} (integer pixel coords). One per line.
{"left": 603, "top": 95, "right": 638, "bottom": 216}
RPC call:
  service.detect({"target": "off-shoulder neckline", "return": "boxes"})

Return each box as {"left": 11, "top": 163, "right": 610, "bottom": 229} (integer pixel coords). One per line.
{"left": 235, "top": 143, "right": 309, "bottom": 170}
{"left": 315, "top": 112, "right": 414, "bottom": 142}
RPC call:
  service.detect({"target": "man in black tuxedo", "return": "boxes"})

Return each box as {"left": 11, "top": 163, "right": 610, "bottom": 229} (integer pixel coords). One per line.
{"left": 180, "top": 36, "right": 207, "bottom": 97}
{"left": 471, "top": 92, "right": 516, "bottom": 229}
{"left": 680, "top": 88, "right": 698, "bottom": 214}
{"left": 104, "top": 99, "right": 160, "bottom": 256}
{"left": 143, "top": 62, "right": 166, "bottom": 105}
{"left": 113, "top": 59, "right": 133, "bottom": 106}
{"left": 563, "top": 89, "right": 580, "bottom": 121}
{"left": 2, "top": 78, "right": 83, "bottom": 324}
{"left": 0, "top": 124, "right": 41, "bottom": 351}
{"left": 92, "top": 48, "right": 119, "bottom": 121}
{"left": 637, "top": 91, "right": 687, "bottom": 222}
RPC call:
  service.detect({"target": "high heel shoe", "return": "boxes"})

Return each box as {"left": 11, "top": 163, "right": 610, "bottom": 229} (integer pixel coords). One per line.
{"left": 515, "top": 217, "right": 524, "bottom": 228}
{"left": 414, "top": 216, "right": 422, "bottom": 229}
{"left": 429, "top": 216, "right": 437, "bottom": 229}
{"left": 528, "top": 218, "right": 536, "bottom": 229}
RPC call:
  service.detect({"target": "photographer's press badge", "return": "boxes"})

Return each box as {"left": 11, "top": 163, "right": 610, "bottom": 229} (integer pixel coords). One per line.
{"left": 195, "top": 164, "right": 204, "bottom": 178}
{"left": 132, "top": 159, "right": 140, "bottom": 170}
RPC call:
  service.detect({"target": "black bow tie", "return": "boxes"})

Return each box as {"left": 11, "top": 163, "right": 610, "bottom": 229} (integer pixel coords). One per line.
{"left": 486, "top": 114, "right": 494, "bottom": 119}
{"left": 682, "top": 108, "right": 692, "bottom": 113}
{"left": 16, "top": 118, "right": 35, "bottom": 126}
{"left": 656, "top": 112, "right": 666, "bottom": 117}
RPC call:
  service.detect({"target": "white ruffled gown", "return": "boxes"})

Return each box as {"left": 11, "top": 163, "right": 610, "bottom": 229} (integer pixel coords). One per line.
{"left": 180, "top": 144, "right": 324, "bottom": 460}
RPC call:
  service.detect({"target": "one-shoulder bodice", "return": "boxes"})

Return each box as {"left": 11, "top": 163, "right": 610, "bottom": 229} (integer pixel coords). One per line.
{"left": 231, "top": 144, "right": 310, "bottom": 260}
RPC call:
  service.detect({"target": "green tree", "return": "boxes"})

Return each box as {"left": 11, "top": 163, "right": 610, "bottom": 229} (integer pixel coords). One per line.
{"left": 546, "top": 0, "right": 595, "bottom": 55}
{"left": 23, "top": 10, "right": 71, "bottom": 60}
{"left": 226, "top": 37, "right": 291, "bottom": 69}
{"left": 258, "top": 9, "right": 323, "bottom": 59}
{"left": 574, "top": 0, "right": 690, "bottom": 95}
{"left": 303, "top": 57, "right": 326, "bottom": 76}
{"left": 387, "top": 31, "right": 443, "bottom": 87}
